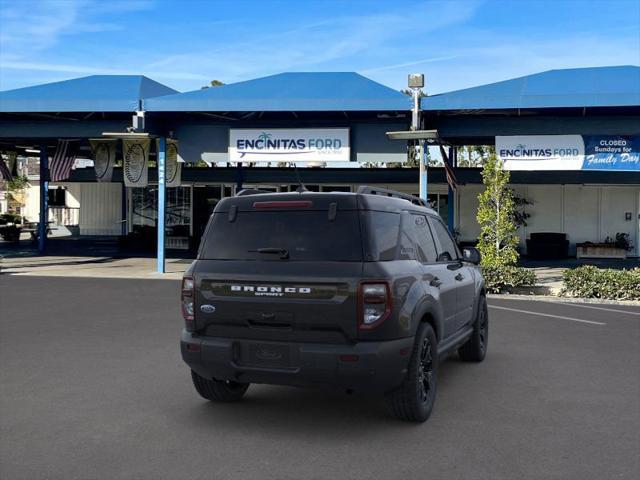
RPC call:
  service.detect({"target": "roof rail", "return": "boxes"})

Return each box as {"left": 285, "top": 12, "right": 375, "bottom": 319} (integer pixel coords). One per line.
{"left": 235, "top": 188, "right": 272, "bottom": 197}
{"left": 357, "top": 185, "right": 428, "bottom": 208}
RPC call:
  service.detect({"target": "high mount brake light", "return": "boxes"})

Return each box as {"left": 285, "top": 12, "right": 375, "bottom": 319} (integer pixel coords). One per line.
{"left": 252, "top": 200, "right": 313, "bottom": 209}
{"left": 181, "top": 276, "right": 195, "bottom": 331}
{"left": 358, "top": 281, "right": 392, "bottom": 330}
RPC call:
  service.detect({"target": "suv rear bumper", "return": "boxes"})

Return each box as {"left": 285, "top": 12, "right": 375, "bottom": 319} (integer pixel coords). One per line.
{"left": 181, "top": 330, "right": 413, "bottom": 393}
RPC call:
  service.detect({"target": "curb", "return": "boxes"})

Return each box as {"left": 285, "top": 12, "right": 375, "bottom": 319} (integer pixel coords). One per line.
{"left": 488, "top": 293, "right": 640, "bottom": 307}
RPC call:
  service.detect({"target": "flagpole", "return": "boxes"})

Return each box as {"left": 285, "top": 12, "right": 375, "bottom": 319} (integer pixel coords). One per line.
{"left": 38, "top": 144, "right": 48, "bottom": 254}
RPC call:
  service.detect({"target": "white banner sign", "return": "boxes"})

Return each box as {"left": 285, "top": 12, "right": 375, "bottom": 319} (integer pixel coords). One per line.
{"left": 496, "top": 135, "right": 585, "bottom": 170}
{"left": 156, "top": 138, "right": 181, "bottom": 187}
{"left": 90, "top": 139, "right": 116, "bottom": 182}
{"left": 229, "top": 128, "right": 350, "bottom": 163}
{"left": 123, "top": 138, "right": 150, "bottom": 187}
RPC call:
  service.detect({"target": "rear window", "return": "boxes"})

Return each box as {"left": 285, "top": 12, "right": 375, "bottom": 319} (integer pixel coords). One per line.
{"left": 200, "top": 210, "right": 363, "bottom": 261}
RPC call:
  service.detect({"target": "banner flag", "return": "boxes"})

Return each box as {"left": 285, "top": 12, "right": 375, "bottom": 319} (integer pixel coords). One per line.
{"left": 157, "top": 138, "right": 181, "bottom": 187}
{"left": 122, "top": 138, "right": 150, "bottom": 187}
{"left": 90, "top": 139, "right": 116, "bottom": 182}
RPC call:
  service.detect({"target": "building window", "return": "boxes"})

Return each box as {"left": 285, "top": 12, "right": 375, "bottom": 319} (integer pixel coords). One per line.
{"left": 48, "top": 188, "right": 66, "bottom": 207}
{"left": 130, "top": 186, "right": 192, "bottom": 249}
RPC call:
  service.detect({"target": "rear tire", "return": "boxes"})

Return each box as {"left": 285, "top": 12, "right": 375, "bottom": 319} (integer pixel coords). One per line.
{"left": 191, "top": 370, "right": 249, "bottom": 402}
{"left": 386, "top": 323, "right": 438, "bottom": 422}
{"left": 458, "top": 295, "right": 488, "bottom": 362}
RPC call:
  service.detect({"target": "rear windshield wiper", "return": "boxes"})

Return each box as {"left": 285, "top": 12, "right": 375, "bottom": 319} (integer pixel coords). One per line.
{"left": 248, "top": 247, "right": 290, "bottom": 260}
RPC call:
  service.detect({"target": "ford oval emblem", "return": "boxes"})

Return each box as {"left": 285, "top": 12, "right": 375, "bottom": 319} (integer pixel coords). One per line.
{"left": 200, "top": 304, "right": 216, "bottom": 314}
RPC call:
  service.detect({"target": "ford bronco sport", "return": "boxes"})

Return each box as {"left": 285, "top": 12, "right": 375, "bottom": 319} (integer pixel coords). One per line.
{"left": 180, "top": 186, "right": 487, "bottom": 422}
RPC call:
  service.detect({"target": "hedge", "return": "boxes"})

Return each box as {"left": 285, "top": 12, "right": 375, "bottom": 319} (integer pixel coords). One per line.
{"left": 561, "top": 266, "right": 640, "bottom": 300}
{"left": 481, "top": 265, "right": 537, "bottom": 294}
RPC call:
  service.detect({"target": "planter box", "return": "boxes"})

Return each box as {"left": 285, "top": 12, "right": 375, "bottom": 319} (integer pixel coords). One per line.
{"left": 576, "top": 244, "right": 627, "bottom": 259}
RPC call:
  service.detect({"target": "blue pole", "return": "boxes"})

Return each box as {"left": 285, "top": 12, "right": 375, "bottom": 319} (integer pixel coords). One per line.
{"left": 419, "top": 141, "right": 427, "bottom": 200}
{"left": 157, "top": 137, "right": 166, "bottom": 273}
{"left": 447, "top": 146, "right": 455, "bottom": 233}
{"left": 38, "top": 145, "right": 48, "bottom": 254}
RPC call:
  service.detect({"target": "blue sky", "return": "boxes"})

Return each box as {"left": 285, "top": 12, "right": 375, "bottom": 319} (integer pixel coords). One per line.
{"left": 0, "top": 0, "right": 638, "bottom": 94}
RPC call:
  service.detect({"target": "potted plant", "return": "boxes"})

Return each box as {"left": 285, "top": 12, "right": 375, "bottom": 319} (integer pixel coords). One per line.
{"left": 576, "top": 233, "right": 633, "bottom": 259}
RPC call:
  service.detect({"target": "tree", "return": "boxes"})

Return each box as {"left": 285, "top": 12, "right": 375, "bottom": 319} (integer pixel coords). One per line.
{"left": 201, "top": 80, "right": 225, "bottom": 89}
{"left": 457, "top": 145, "right": 495, "bottom": 167}
{"left": 476, "top": 153, "right": 519, "bottom": 267}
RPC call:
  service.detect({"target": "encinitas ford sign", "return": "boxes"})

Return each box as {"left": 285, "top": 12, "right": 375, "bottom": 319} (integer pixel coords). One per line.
{"left": 497, "top": 135, "right": 585, "bottom": 170}
{"left": 229, "top": 128, "right": 350, "bottom": 163}
{"left": 497, "top": 135, "right": 640, "bottom": 171}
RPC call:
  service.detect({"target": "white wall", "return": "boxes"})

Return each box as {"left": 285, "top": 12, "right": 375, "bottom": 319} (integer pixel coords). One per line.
{"left": 78, "top": 182, "right": 122, "bottom": 235}
{"left": 456, "top": 183, "right": 640, "bottom": 257}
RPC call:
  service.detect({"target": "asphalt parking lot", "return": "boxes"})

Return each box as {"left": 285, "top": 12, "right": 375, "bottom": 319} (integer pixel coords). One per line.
{"left": 1, "top": 276, "right": 638, "bottom": 480}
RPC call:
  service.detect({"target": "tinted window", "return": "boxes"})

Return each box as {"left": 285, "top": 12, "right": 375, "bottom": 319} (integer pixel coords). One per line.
{"left": 410, "top": 214, "right": 438, "bottom": 263}
{"left": 429, "top": 218, "right": 458, "bottom": 262}
{"left": 365, "top": 211, "right": 400, "bottom": 261}
{"left": 200, "top": 210, "right": 362, "bottom": 261}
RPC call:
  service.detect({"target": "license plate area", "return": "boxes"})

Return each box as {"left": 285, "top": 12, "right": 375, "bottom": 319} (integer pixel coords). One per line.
{"left": 238, "top": 342, "right": 295, "bottom": 368}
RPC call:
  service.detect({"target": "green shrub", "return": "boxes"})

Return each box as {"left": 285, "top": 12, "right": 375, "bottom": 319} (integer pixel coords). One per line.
{"left": 481, "top": 265, "right": 537, "bottom": 293}
{"left": 562, "top": 266, "right": 640, "bottom": 300}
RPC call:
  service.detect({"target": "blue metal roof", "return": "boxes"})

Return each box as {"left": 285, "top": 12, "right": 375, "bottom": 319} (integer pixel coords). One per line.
{"left": 0, "top": 75, "right": 178, "bottom": 113}
{"left": 422, "top": 66, "right": 640, "bottom": 111}
{"left": 145, "top": 72, "right": 411, "bottom": 112}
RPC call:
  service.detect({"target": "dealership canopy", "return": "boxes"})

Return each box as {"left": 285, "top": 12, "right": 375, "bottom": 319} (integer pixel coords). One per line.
{"left": 421, "top": 65, "right": 640, "bottom": 111}
{"left": 145, "top": 72, "right": 411, "bottom": 112}
{"left": 0, "top": 75, "right": 178, "bottom": 113}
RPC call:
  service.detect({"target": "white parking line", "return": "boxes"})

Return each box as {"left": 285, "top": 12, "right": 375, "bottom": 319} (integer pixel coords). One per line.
{"left": 489, "top": 305, "right": 607, "bottom": 326}
{"left": 546, "top": 302, "right": 640, "bottom": 316}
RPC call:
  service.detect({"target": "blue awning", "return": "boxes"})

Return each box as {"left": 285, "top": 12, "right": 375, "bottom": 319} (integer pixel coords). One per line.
{"left": 0, "top": 75, "right": 178, "bottom": 113}
{"left": 422, "top": 66, "right": 640, "bottom": 111}
{"left": 145, "top": 72, "right": 411, "bottom": 112}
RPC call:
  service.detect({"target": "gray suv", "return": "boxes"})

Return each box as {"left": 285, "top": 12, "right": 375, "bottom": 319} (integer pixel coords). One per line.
{"left": 180, "top": 186, "right": 488, "bottom": 422}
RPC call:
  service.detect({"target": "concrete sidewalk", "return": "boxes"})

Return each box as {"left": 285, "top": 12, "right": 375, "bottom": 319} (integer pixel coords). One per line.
{"left": 0, "top": 255, "right": 190, "bottom": 279}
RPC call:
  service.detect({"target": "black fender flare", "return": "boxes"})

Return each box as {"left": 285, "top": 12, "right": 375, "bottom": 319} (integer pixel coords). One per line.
{"left": 411, "top": 296, "right": 445, "bottom": 341}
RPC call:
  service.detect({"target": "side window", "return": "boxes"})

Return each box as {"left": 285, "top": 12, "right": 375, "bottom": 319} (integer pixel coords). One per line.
{"left": 397, "top": 212, "right": 416, "bottom": 260}
{"left": 410, "top": 214, "right": 438, "bottom": 263}
{"left": 429, "top": 217, "right": 458, "bottom": 262}
{"left": 366, "top": 211, "right": 400, "bottom": 261}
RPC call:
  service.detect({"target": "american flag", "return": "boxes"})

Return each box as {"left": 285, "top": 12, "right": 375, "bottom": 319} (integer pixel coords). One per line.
{"left": 0, "top": 156, "right": 12, "bottom": 181}
{"left": 49, "top": 140, "right": 78, "bottom": 182}
{"left": 439, "top": 145, "right": 458, "bottom": 190}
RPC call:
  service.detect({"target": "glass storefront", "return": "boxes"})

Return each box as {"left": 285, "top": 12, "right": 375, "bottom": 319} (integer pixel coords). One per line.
{"left": 130, "top": 186, "right": 192, "bottom": 249}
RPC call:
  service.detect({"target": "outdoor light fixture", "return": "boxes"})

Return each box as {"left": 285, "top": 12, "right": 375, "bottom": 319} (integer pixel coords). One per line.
{"left": 386, "top": 130, "right": 443, "bottom": 145}
{"left": 408, "top": 73, "right": 425, "bottom": 89}
{"left": 101, "top": 132, "right": 152, "bottom": 139}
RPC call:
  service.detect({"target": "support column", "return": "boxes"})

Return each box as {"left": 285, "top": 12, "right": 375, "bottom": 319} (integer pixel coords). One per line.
{"left": 157, "top": 137, "right": 166, "bottom": 273}
{"left": 38, "top": 145, "right": 48, "bottom": 254}
{"left": 235, "top": 162, "right": 244, "bottom": 193}
{"left": 447, "top": 146, "right": 455, "bottom": 233}
{"left": 419, "top": 140, "right": 427, "bottom": 200}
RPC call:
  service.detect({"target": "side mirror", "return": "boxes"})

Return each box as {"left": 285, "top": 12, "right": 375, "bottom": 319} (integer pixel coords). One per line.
{"left": 462, "top": 247, "right": 481, "bottom": 265}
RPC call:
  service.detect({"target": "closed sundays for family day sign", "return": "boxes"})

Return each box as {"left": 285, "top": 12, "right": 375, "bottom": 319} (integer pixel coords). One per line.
{"left": 496, "top": 135, "right": 640, "bottom": 171}
{"left": 229, "top": 128, "right": 350, "bottom": 163}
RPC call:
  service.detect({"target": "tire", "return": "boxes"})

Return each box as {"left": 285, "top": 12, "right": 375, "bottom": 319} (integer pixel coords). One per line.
{"left": 386, "top": 323, "right": 438, "bottom": 423}
{"left": 458, "top": 295, "right": 488, "bottom": 362}
{"left": 190, "top": 370, "right": 249, "bottom": 402}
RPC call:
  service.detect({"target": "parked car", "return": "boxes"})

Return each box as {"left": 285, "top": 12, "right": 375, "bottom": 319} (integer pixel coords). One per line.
{"left": 180, "top": 186, "right": 487, "bottom": 422}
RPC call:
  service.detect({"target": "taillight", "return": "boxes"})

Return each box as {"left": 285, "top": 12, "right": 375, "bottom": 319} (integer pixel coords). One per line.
{"left": 181, "top": 276, "right": 195, "bottom": 331}
{"left": 358, "top": 281, "right": 392, "bottom": 330}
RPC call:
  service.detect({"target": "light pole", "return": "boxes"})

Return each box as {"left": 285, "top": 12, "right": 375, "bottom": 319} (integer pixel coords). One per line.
{"left": 408, "top": 73, "right": 426, "bottom": 200}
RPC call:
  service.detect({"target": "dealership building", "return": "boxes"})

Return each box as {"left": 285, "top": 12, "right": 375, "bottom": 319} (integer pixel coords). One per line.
{"left": 1, "top": 65, "right": 639, "bottom": 265}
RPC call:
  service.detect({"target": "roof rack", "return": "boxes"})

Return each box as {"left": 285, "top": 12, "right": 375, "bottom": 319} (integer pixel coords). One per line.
{"left": 357, "top": 186, "right": 428, "bottom": 208}
{"left": 235, "top": 188, "right": 272, "bottom": 197}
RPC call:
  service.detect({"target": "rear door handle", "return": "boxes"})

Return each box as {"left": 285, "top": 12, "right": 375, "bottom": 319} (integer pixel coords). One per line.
{"left": 455, "top": 273, "right": 464, "bottom": 281}
{"left": 430, "top": 277, "right": 442, "bottom": 287}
